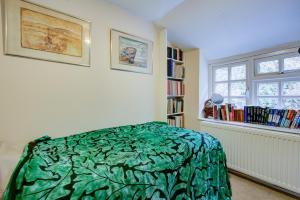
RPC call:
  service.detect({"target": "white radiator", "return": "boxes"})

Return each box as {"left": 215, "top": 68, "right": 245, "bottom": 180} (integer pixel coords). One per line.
{"left": 199, "top": 120, "right": 300, "bottom": 195}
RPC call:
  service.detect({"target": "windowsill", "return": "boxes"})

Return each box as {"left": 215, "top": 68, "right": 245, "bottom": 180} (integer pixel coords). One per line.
{"left": 199, "top": 117, "right": 300, "bottom": 135}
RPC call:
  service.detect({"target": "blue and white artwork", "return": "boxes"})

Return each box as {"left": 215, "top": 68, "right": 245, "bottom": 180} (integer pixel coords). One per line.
{"left": 119, "top": 36, "right": 148, "bottom": 68}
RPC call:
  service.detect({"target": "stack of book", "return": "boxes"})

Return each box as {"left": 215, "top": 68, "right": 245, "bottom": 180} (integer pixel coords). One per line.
{"left": 167, "top": 80, "right": 185, "bottom": 96}
{"left": 167, "top": 47, "right": 183, "bottom": 61}
{"left": 167, "top": 99, "right": 183, "bottom": 114}
{"left": 210, "top": 105, "right": 300, "bottom": 129}
{"left": 168, "top": 116, "right": 184, "bottom": 127}
{"left": 244, "top": 106, "right": 300, "bottom": 129}
{"left": 213, "top": 104, "right": 244, "bottom": 122}
{"left": 167, "top": 59, "right": 185, "bottom": 78}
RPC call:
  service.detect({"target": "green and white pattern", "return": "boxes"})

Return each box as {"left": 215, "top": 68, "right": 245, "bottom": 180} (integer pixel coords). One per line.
{"left": 4, "top": 122, "right": 231, "bottom": 199}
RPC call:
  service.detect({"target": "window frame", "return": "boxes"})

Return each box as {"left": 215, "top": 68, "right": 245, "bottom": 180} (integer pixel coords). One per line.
{"left": 212, "top": 61, "right": 248, "bottom": 107}
{"left": 253, "top": 50, "right": 300, "bottom": 79}
{"left": 282, "top": 52, "right": 300, "bottom": 73}
{"left": 254, "top": 79, "right": 281, "bottom": 108}
{"left": 208, "top": 44, "right": 300, "bottom": 109}
{"left": 254, "top": 56, "right": 281, "bottom": 76}
{"left": 254, "top": 77, "right": 300, "bottom": 109}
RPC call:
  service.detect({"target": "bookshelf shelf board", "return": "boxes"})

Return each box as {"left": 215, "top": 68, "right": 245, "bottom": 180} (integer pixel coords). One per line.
{"left": 167, "top": 58, "right": 184, "bottom": 64}
{"left": 199, "top": 118, "right": 300, "bottom": 135}
{"left": 167, "top": 95, "right": 184, "bottom": 98}
{"left": 167, "top": 77, "right": 184, "bottom": 81}
{"left": 167, "top": 112, "right": 184, "bottom": 117}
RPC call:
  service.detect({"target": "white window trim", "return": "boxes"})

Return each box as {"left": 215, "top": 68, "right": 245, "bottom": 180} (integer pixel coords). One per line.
{"left": 212, "top": 61, "right": 248, "bottom": 106}
{"left": 208, "top": 42, "right": 300, "bottom": 108}
{"left": 254, "top": 77, "right": 300, "bottom": 108}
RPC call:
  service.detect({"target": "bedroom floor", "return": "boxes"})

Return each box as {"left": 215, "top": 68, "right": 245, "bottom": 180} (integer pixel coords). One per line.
{"left": 230, "top": 173, "right": 297, "bottom": 200}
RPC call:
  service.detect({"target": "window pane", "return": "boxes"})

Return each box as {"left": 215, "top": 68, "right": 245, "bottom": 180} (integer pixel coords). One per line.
{"left": 284, "top": 56, "right": 300, "bottom": 71}
{"left": 230, "top": 98, "right": 246, "bottom": 108}
{"left": 258, "top": 98, "right": 279, "bottom": 108}
{"left": 215, "top": 67, "right": 228, "bottom": 82}
{"left": 282, "top": 98, "right": 300, "bottom": 110}
{"left": 258, "top": 82, "right": 279, "bottom": 96}
{"left": 282, "top": 81, "right": 300, "bottom": 96}
{"left": 214, "top": 83, "right": 228, "bottom": 96}
{"left": 223, "top": 98, "right": 229, "bottom": 104}
{"left": 231, "top": 65, "right": 246, "bottom": 80}
{"left": 257, "top": 60, "right": 279, "bottom": 74}
{"left": 230, "top": 81, "right": 246, "bottom": 96}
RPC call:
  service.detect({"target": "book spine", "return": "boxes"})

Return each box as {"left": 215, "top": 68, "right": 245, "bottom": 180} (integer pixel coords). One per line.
{"left": 291, "top": 111, "right": 300, "bottom": 128}
{"left": 244, "top": 106, "right": 248, "bottom": 123}
{"left": 225, "top": 104, "right": 230, "bottom": 121}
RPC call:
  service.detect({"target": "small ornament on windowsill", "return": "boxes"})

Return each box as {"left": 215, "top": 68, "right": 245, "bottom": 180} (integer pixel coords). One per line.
{"left": 203, "top": 93, "right": 224, "bottom": 118}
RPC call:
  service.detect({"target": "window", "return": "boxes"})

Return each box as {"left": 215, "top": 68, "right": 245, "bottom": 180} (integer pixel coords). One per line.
{"left": 256, "top": 59, "right": 279, "bottom": 74}
{"left": 254, "top": 51, "right": 300, "bottom": 109}
{"left": 213, "top": 63, "right": 247, "bottom": 108}
{"left": 282, "top": 80, "right": 300, "bottom": 109}
{"left": 255, "top": 53, "right": 300, "bottom": 76}
{"left": 209, "top": 46, "right": 300, "bottom": 110}
{"left": 255, "top": 80, "right": 300, "bottom": 109}
{"left": 284, "top": 55, "right": 300, "bottom": 71}
{"left": 256, "top": 82, "right": 279, "bottom": 108}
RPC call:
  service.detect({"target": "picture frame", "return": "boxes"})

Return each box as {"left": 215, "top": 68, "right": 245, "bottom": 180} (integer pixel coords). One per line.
{"left": 110, "top": 29, "right": 153, "bottom": 74}
{"left": 3, "top": 0, "right": 91, "bottom": 66}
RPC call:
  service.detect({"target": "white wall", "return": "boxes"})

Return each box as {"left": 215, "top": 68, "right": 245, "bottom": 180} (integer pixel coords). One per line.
{"left": 199, "top": 51, "right": 209, "bottom": 117}
{"left": 0, "top": 0, "right": 164, "bottom": 151}
{"left": 184, "top": 49, "right": 200, "bottom": 130}
{"left": 183, "top": 49, "right": 208, "bottom": 131}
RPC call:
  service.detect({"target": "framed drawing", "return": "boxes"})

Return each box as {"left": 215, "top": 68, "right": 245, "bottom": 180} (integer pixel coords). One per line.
{"left": 111, "top": 29, "right": 153, "bottom": 74}
{"left": 3, "top": 0, "right": 91, "bottom": 66}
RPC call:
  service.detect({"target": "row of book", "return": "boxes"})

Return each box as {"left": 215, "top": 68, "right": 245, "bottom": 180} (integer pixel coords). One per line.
{"left": 211, "top": 104, "right": 300, "bottom": 129}
{"left": 244, "top": 106, "right": 300, "bottom": 128}
{"left": 167, "top": 99, "right": 184, "bottom": 114}
{"left": 167, "top": 47, "right": 183, "bottom": 61}
{"left": 167, "top": 59, "right": 185, "bottom": 79}
{"left": 213, "top": 104, "right": 244, "bottom": 122}
{"left": 168, "top": 116, "right": 184, "bottom": 128}
{"left": 167, "top": 80, "right": 185, "bottom": 96}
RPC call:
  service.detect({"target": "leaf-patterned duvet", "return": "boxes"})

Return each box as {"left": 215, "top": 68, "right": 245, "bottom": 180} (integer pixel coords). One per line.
{"left": 4, "top": 122, "right": 231, "bottom": 200}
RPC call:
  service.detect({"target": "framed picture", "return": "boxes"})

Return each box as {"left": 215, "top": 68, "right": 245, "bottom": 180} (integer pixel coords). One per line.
{"left": 110, "top": 29, "right": 153, "bottom": 74}
{"left": 3, "top": 0, "right": 91, "bottom": 66}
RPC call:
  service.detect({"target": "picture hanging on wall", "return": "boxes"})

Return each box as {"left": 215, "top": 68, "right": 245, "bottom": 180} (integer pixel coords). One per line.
{"left": 3, "top": 0, "right": 91, "bottom": 66}
{"left": 110, "top": 29, "right": 153, "bottom": 74}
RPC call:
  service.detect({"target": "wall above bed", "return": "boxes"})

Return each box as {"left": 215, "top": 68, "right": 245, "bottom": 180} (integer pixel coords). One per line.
{"left": 0, "top": 0, "right": 166, "bottom": 150}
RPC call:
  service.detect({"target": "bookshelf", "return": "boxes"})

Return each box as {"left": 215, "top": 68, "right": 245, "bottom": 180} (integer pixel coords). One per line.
{"left": 167, "top": 46, "right": 185, "bottom": 128}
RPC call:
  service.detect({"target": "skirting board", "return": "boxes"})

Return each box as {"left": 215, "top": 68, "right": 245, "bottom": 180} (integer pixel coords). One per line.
{"left": 229, "top": 168, "right": 300, "bottom": 199}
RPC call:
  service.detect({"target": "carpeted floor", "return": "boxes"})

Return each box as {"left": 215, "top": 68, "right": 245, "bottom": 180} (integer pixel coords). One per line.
{"left": 230, "top": 173, "right": 297, "bottom": 200}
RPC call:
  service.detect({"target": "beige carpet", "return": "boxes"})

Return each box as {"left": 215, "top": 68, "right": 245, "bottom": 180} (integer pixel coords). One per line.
{"left": 230, "top": 173, "right": 297, "bottom": 200}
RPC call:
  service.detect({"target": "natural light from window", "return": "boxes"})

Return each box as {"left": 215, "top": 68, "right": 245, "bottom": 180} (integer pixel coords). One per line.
{"left": 211, "top": 48, "right": 300, "bottom": 110}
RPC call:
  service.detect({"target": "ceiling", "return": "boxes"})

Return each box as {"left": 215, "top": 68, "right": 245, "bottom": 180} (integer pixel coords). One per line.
{"left": 106, "top": 0, "right": 184, "bottom": 21}
{"left": 106, "top": 0, "right": 300, "bottom": 60}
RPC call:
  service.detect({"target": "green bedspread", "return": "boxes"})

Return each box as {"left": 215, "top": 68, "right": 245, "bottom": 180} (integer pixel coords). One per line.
{"left": 4, "top": 122, "right": 231, "bottom": 200}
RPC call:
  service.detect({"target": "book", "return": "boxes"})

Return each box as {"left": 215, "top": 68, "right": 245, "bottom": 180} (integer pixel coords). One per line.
{"left": 173, "top": 48, "right": 178, "bottom": 60}
{"left": 225, "top": 104, "right": 230, "bottom": 121}
{"left": 167, "top": 80, "right": 184, "bottom": 96}
{"left": 291, "top": 111, "right": 300, "bottom": 128}
{"left": 179, "top": 49, "right": 183, "bottom": 61}
{"left": 167, "top": 99, "right": 184, "bottom": 114}
{"left": 168, "top": 115, "right": 184, "bottom": 127}
{"left": 211, "top": 105, "right": 300, "bottom": 129}
{"left": 167, "top": 47, "right": 172, "bottom": 59}
{"left": 244, "top": 106, "right": 248, "bottom": 123}
{"left": 221, "top": 105, "right": 227, "bottom": 121}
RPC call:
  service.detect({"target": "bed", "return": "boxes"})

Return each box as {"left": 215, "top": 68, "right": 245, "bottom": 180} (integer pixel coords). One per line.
{"left": 3, "top": 122, "right": 231, "bottom": 199}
